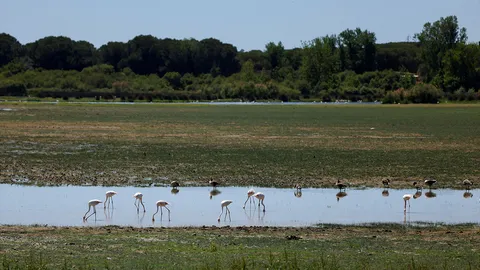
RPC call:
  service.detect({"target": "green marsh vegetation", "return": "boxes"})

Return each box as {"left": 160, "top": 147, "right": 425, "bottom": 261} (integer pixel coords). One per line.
{"left": 0, "top": 103, "right": 479, "bottom": 188}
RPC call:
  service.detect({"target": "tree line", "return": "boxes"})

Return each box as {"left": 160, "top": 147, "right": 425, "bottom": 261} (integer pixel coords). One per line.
{"left": 0, "top": 15, "right": 479, "bottom": 103}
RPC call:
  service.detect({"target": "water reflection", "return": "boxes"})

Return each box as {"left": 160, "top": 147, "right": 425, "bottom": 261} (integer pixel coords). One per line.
{"left": 137, "top": 211, "right": 146, "bottom": 225}
{"left": 1, "top": 184, "right": 479, "bottom": 227}
{"left": 425, "top": 191, "right": 437, "bottom": 199}
{"left": 463, "top": 191, "right": 473, "bottom": 199}
{"left": 413, "top": 191, "right": 422, "bottom": 199}
{"left": 294, "top": 190, "right": 302, "bottom": 198}
{"left": 336, "top": 191, "right": 347, "bottom": 201}
{"left": 171, "top": 188, "right": 180, "bottom": 195}
{"left": 104, "top": 207, "right": 114, "bottom": 224}
{"left": 382, "top": 189, "right": 389, "bottom": 197}
{"left": 209, "top": 189, "right": 221, "bottom": 199}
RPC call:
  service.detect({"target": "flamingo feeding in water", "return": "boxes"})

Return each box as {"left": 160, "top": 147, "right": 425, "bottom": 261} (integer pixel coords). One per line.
{"left": 104, "top": 190, "right": 117, "bottom": 209}
{"left": 403, "top": 194, "right": 412, "bottom": 211}
{"left": 253, "top": 192, "right": 266, "bottom": 212}
{"left": 218, "top": 200, "right": 232, "bottom": 222}
{"left": 243, "top": 189, "right": 256, "bottom": 209}
{"left": 152, "top": 200, "right": 170, "bottom": 221}
{"left": 83, "top": 199, "right": 102, "bottom": 221}
{"left": 133, "top": 192, "right": 146, "bottom": 212}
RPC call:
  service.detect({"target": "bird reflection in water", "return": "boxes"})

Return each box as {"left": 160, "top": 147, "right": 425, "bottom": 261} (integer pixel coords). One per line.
{"left": 403, "top": 210, "right": 411, "bottom": 225}
{"left": 424, "top": 191, "right": 437, "bottom": 198}
{"left": 294, "top": 184, "right": 302, "bottom": 198}
{"left": 137, "top": 211, "right": 146, "bottom": 225}
{"left": 104, "top": 207, "right": 114, "bottom": 224}
{"left": 171, "top": 188, "right": 180, "bottom": 195}
{"left": 209, "top": 189, "right": 221, "bottom": 199}
{"left": 463, "top": 191, "right": 473, "bottom": 199}
{"left": 381, "top": 189, "right": 389, "bottom": 197}
{"left": 243, "top": 203, "right": 265, "bottom": 224}
{"left": 336, "top": 191, "right": 347, "bottom": 202}
{"left": 413, "top": 190, "right": 422, "bottom": 199}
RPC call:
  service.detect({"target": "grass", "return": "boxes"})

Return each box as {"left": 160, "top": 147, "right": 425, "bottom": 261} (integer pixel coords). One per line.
{"left": 1, "top": 224, "right": 479, "bottom": 269}
{"left": 1, "top": 102, "right": 479, "bottom": 188}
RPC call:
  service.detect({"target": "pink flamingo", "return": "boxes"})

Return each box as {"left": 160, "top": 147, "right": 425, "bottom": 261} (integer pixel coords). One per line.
{"left": 133, "top": 192, "right": 146, "bottom": 212}
{"left": 83, "top": 199, "right": 102, "bottom": 220}
{"left": 152, "top": 200, "right": 170, "bottom": 221}
{"left": 243, "top": 189, "right": 256, "bottom": 209}
{"left": 104, "top": 190, "right": 117, "bottom": 209}
{"left": 218, "top": 200, "right": 232, "bottom": 222}
{"left": 253, "top": 192, "right": 266, "bottom": 212}
{"left": 403, "top": 194, "right": 412, "bottom": 211}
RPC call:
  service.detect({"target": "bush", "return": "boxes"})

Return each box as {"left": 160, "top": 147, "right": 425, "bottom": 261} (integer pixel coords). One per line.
{"left": 0, "top": 80, "right": 27, "bottom": 96}
{"left": 383, "top": 88, "right": 408, "bottom": 104}
{"left": 407, "top": 83, "right": 443, "bottom": 103}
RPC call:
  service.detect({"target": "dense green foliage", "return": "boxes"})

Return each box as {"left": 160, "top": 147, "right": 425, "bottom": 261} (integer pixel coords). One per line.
{"left": 0, "top": 15, "right": 479, "bottom": 102}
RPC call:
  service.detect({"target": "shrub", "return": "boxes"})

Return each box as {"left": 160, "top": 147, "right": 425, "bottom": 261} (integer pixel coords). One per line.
{"left": 407, "top": 83, "right": 443, "bottom": 103}
{"left": 0, "top": 80, "right": 27, "bottom": 96}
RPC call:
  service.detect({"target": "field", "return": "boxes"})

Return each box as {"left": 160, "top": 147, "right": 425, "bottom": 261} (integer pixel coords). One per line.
{"left": 1, "top": 102, "right": 480, "bottom": 188}
{"left": 1, "top": 224, "right": 479, "bottom": 269}
{"left": 1, "top": 102, "right": 480, "bottom": 269}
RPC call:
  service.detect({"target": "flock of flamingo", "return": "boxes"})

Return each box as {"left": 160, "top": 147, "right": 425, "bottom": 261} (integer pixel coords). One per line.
{"left": 82, "top": 178, "right": 474, "bottom": 222}
{"left": 82, "top": 180, "right": 266, "bottom": 222}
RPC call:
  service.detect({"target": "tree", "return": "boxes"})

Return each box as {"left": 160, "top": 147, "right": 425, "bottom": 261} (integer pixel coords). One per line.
{"left": 99, "top": 42, "right": 127, "bottom": 71}
{"left": 264, "top": 41, "right": 285, "bottom": 70}
{"left": 338, "top": 28, "right": 377, "bottom": 73}
{"left": 0, "top": 33, "right": 23, "bottom": 67}
{"left": 27, "top": 36, "right": 76, "bottom": 70}
{"left": 414, "top": 15, "right": 467, "bottom": 84}
{"left": 300, "top": 35, "right": 340, "bottom": 91}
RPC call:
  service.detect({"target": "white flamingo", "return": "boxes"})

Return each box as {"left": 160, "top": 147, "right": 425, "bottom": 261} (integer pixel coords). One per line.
{"left": 218, "top": 200, "right": 232, "bottom": 222}
{"left": 83, "top": 199, "right": 102, "bottom": 220}
{"left": 133, "top": 192, "right": 146, "bottom": 212}
{"left": 403, "top": 194, "right": 412, "bottom": 211}
{"left": 152, "top": 200, "right": 170, "bottom": 221}
{"left": 253, "top": 192, "right": 266, "bottom": 212}
{"left": 104, "top": 190, "right": 117, "bottom": 209}
{"left": 242, "top": 189, "right": 256, "bottom": 209}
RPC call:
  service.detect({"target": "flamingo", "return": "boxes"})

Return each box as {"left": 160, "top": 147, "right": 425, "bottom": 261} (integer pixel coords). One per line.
{"left": 242, "top": 189, "right": 256, "bottom": 209}
{"left": 104, "top": 190, "right": 117, "bottom": 209}
{"left": 218, "top": 200, "right": 232, "bottom": 222}
{"left": 83, "top": 199, "right": 102, "bottom": 220}
{"left": 253, "top": 192, "right": 266, "bottom": 212}
{"left": 152, "top": 200, "right": 170, "bottom": 221}
{"left": 133, "top": 192, "right": 146, "bottom": 212}
{"left": 463, "top": 179, "right": 473, "bottom": 190}
{"left": 403, "top": 194, "right": 412, "bottom": 211}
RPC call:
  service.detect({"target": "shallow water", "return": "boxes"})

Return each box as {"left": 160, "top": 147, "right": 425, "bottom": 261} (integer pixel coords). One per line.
{"left": 0, "top": 184, "right": 478, "bottom": 227}
{"left": 1, "top": 101, "right": 381, "bottom": 106}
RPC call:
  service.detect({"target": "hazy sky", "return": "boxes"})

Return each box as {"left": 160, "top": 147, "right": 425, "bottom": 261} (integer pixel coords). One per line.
{"left": 2, "top": 0, "right": 479, "bottom": 50}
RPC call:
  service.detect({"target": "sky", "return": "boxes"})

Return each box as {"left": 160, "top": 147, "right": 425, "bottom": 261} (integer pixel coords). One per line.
{"left": 2, "top": 0, "right": 480, "bottom": 51}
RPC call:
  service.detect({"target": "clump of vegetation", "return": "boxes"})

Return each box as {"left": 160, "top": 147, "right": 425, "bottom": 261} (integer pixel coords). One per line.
{"left": 0, "top": 15, "right": 479, "bottom": 103}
